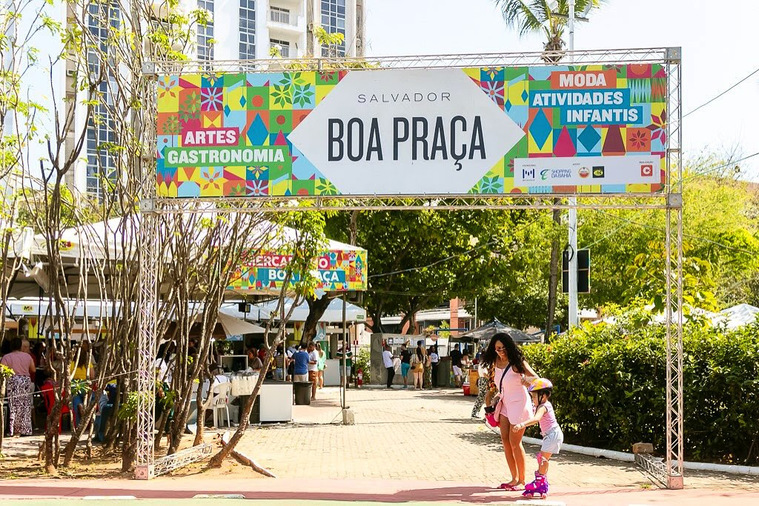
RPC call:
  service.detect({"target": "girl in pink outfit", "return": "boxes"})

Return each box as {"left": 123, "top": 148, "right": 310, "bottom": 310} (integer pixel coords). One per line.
{"left": 481, "top": 332, "right": 539, "bottom": 490}
{"left": 513, "top": 378, "right": 564, "bottom": 499}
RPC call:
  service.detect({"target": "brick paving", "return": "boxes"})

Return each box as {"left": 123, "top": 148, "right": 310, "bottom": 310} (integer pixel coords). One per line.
{"left": 2, "top": 385, "right": 758, "bottom": 505}
{"left": 240, "top": 386, "right": 759, "bottom": 491}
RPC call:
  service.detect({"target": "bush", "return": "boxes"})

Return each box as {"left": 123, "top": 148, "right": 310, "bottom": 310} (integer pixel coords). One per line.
{"left": 522, "top": 320, "right": 759, "bottom": 465}
{"left": 354, "top": 348, "right": 371, "bottom": 383}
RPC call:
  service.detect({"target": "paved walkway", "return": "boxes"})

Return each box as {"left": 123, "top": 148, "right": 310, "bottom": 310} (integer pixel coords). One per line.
{"left": 1, "top": 386, "right": 758, "bottom": 505}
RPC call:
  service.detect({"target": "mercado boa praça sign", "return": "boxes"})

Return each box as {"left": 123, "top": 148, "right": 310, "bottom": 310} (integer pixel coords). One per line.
{"left": 155, "top": 64, "right": 667, "bottom": 197}
{"left": 228, "top": 250, "right": 367, "bottom": 293}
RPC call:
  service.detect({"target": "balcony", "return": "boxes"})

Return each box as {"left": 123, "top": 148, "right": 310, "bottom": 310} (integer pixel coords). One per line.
{"left": 268, "top": 6, "right": 303, "bottom": 38}
{"left": 270, "top": 9, "right": 295, "bottom": 26}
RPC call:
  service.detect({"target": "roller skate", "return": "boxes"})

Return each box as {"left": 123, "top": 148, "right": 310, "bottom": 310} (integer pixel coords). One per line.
{"left": 522, "top": 472, "right": 548, "bottom": 499}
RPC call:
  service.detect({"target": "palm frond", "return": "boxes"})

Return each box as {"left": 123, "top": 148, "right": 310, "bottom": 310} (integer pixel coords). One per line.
{"left": 494, "top": 0, "right": 545, "bottom": 35}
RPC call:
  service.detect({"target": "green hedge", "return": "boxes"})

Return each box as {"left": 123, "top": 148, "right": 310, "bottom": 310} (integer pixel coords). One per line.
{"left": 522, "top": 320, "right": 759, "bottom": 465}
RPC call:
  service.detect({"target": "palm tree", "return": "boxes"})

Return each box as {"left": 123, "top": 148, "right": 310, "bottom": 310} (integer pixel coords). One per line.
{"left": 493, "top": 1, "right": 602, "bottom": 338}
{"left": 494, "top": 1, "right": 600, "bottom": 61}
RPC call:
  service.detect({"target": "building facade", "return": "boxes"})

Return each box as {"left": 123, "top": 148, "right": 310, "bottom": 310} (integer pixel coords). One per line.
{"left": 13, "top": 1, "right": 364, "bottom": 199}
{"left": 203, "top": 0, "right": 363, "bottom": 61}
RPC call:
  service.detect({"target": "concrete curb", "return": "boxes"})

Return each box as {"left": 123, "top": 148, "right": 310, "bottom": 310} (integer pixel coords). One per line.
{"left": 486, "top": 425, "right": 759, "bottom": 476}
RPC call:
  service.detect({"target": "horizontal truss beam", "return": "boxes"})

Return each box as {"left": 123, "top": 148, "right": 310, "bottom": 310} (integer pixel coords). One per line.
{"left": 143, "top": 194, "right": 679, "bottom": 214}
{"left": 146, "top": 47, "right": 678, "bottom": 75}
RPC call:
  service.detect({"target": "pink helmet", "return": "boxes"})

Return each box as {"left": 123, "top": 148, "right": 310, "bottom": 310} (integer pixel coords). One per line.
{"left": 528, "top": 378, "right": 553, "bottom": 392}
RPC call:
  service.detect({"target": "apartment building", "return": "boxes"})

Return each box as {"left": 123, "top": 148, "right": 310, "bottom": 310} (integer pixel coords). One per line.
{"left": 10, "top": 1, "right": 364, "bottom": 199}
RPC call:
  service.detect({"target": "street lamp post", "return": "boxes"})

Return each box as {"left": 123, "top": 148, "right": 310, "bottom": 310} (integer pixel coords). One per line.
{"left": 567, "top": 0, "right": 579, "bottom": 329}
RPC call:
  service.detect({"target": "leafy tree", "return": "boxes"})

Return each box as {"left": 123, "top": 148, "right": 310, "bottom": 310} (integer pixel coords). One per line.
{"left": 326, "top": 204, "right": 521, "bottom": 333}
{"left": 491, "top": 0, "right": 604, "bottom": 337}
{"left": 577, "top": 164, "right": 759, "bottom": 312}
{"left": 493, "top": 1, "right": 602, "bottom": 60}
{"left": 473, "top": 209, "right": 567, "bottom": 329}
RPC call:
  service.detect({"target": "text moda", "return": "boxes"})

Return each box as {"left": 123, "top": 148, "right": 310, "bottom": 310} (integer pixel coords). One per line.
{"left": 165, "top": 147, "right": 285, "bottom": 166}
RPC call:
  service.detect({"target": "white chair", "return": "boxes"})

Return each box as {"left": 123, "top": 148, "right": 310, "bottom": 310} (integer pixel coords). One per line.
{"left": 186, "top": 381, "right": 200, "bottom": 434}
{"left": 211, "top": 382, "right": 231, "bottom": 428}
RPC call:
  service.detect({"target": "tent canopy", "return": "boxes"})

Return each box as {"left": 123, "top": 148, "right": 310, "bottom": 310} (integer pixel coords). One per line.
{"left": 221, "top": 297, "right": 366, "bottom": 323}
{"left": 215, "top": 312, "right": 265, "bottom": 336}
{"left": 8, "top": 216, "right": 367, "bottom": 299}
{"left": 458, "top": 319, "right": 541, "bottom": 345}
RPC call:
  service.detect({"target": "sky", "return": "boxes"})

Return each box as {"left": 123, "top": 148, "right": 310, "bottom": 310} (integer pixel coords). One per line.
{"left": 363, "top": 0, "right": 759, "bottom": 182}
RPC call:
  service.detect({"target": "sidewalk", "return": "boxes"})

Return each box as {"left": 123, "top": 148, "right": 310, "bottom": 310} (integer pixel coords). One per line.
{"left": 1, "top": 386, "right": 757, "bottom": 505}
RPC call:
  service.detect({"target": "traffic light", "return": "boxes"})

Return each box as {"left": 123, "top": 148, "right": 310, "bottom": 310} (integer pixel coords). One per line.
{"left": 562, "top": 249, "right": 590, "bottom": 294}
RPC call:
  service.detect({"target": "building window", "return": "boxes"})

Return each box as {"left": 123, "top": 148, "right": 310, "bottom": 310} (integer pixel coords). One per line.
{"left": 197, "top": 0, "right": 215, "bottom": 61}
{"left": 270, "top": 38, "right": 290, "bottom": 57}
{"left": 239, "top": 0, "right": 256, "bottom": 59}
{"left": 85, "top": 2, "right": 120, "bottom": 200}
{"left": 270, "top": 6, "right": 291, "bottom": 25}
{"left": 320, "top": 0, "right": 346, "bottom": 57}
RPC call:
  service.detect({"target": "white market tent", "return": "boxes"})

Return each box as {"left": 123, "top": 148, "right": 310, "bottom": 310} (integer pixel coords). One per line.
{"left": 21, "top": 216, "right": 363, "bottom": 260}
{"left": 7, "top": 216, "right": 366, "bottom": 298}
{"left": 598, "top": 303, "right": 759, "bottom": 330}
{"left": 220, "top": 297, "right": 366, "bottom": 323}
{"left": 215, "top": 312, "right": 265, "bottom": 335}
{"left": 715, "top": 303, "right": 759, "bottom": 330}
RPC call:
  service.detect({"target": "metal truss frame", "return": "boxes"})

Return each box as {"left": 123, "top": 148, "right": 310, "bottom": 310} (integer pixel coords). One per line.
{"left": 663, "top": 47, "right": 684, "bottom": 489}
{"left": 147, "top": 47, "right": 673, "bottom": 74}
{"left": 137, "top": 49, "right": 684, "bottom": 489}
{"left": 153, "top": 443, "right": 213, "bottom": 477}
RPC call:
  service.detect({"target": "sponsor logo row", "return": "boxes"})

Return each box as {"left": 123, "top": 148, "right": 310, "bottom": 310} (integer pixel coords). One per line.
{"left": 521, "top": 163, "right": 654, "bottom": 182}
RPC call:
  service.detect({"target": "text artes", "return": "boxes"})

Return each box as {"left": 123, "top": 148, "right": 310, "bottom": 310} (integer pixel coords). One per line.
{"left": 327, "top": 116, "right": 486, "bottom": 166}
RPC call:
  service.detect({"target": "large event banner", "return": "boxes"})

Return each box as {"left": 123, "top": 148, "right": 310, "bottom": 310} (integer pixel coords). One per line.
{"left": 228, "top": 249, "right": 367, "bottom": 293}
{"left": 156, "top": 64, "right": 667, "bottom": 197}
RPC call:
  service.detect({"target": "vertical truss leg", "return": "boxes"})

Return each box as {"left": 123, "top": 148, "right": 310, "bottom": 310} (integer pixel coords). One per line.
{"left": 665, "top": 202, "right": 684, "bottom": 489}
{"left": 135, "top": 211, "right": 158, "bottom": 479}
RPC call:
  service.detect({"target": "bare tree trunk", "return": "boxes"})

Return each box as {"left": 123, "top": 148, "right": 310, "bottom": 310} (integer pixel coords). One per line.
{"left": 191, "top": 376, "right": 215, "bottom": 449}
{"left": 349, "top": 210, "right": 359, "bottom": 245}
{"left": 301, "top": 295, "right": 332, "bottom": 344}
{"left": 62, "top": 387, "right": 102, "bottom": 466}
{"left": 207, "top": 350, "right": 273, "bottom": 469}
{"left": 121, "top": 421, "right": 137, "bottom": 472}
{"left": 42, "top": 399, "right": 64, "bottom": 473}
{"left": 0, "top": 376, "right": 6, "bottom": 452}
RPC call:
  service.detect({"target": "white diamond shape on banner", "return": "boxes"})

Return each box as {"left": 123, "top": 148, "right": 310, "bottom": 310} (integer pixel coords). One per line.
{"left": 288, "top": 68, "right": 525, "bottom": 195}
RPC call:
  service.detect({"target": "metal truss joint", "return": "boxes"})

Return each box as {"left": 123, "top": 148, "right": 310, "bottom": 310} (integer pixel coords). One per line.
{"left": 142, "top": 61, "right": 157, "bottom": 77}
{"left": 665, "top": 47, "right": 682, "bottom": 63}
{"left": 140, "top": 198, "right": 157, "bottom": 215}
{"left": 666, "top": 193, "right": 683, "bottom": 209}
{"left": 134, "top": 464, "right": 154, "bottom": 480}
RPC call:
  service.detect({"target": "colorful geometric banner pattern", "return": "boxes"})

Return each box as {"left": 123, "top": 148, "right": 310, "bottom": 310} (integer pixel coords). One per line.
{"left": 156, "top": 64, "right": 666, "bottom": 197}
{"left": 228, "top": 249, "right": 367, "bottom": 293}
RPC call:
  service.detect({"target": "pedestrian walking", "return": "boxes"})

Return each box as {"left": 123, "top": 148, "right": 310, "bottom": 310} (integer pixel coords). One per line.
{"left": 481, "top": 332, "right": 539, "bottom": 491}
{"left": 471, "top": 361, "right": 490, "bottom": 418}
{"left": 1, "top": 337, "right": 36, "bottom": 436}
{"left": 423, "top": 346, "right": 432, "bottom": 389}
{"left": 450, "top": 344, "right": 463, "bottom": 387}
{"left": 429, "top": 345, "right": 440, "bottom": 387}
{"left": 316, "top": 342, "right": 327, "bottom": 389}
{"left": 399, "top": 343, "right": 411, "bottom": 389}
{"left": 409, "top": 346, "right": 424, "bottom": 389}
{"left": 307, "top": 342, "right": 319, "bottom": 400}
{"left": 382, "top": 343, "right": 395, "bottom": 388}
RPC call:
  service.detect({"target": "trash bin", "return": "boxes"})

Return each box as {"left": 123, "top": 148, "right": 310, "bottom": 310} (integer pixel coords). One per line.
{"left": 249, "top": 394, "right": 261, "bottom": 423}
{"left": 293, "top": 382, "right": 311, "bottom": 405}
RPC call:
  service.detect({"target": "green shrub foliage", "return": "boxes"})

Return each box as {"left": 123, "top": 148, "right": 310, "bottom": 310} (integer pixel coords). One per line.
{"left": 522, "top": 320, "right": 759, "bottom": 465}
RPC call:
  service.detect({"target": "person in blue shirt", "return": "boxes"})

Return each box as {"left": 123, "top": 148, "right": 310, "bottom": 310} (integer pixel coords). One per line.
{"left": 292, "top": 344, "right": 310, "bottom": 382}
